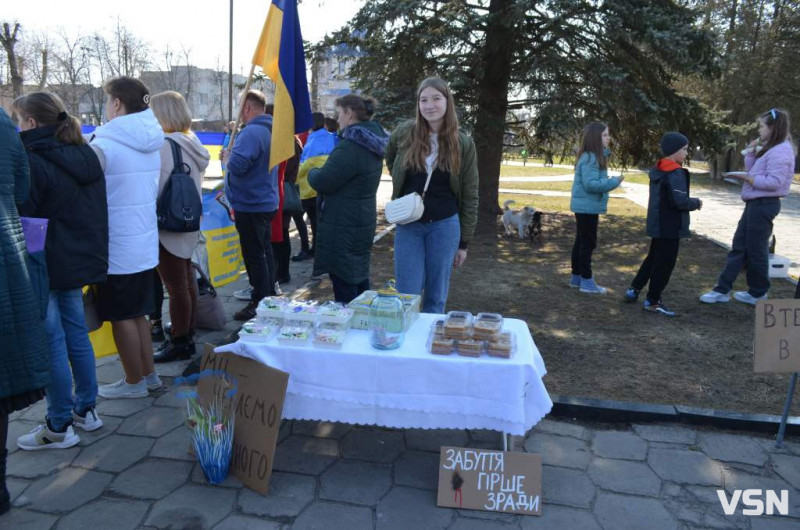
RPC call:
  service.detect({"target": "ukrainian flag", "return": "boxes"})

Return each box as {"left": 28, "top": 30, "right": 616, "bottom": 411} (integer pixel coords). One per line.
{"left": 252, "top": 0, "right": 313, "bottom": 169}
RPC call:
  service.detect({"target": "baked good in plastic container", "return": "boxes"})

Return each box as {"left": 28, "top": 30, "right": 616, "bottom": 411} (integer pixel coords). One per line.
{"left": 456, "top": 338, "right": 484, "bottom": 358}
{"left": 317, "top": 301, "right": 354, "bottom": 325}
{"left": 256, "top": 296, "right": 289, "bottom": 319}
{"left": 487, "top": 331, "right": 515, "bottom": 359}
{"left": 432, "top": 319, "right": 445, "bottom": 337}
{"left": 429, "top": 335, "right": 455, "bottom": 355}
{"left": 277, "top": 319, "right": 313, "bottom": 345}
{"left": 473, "top": 312, "right": 503, "bottom": 340}
{"left": 444, "top": 311, "right": 473, "bottom": 339}
{"left": 240, "top": 318, "right": 281, "bottom": 342}
{"left": 284, "top": 300, "right": 319, "bottom": 323}
{"left": 313, "top": 322, "right": 348, "bottom": 348}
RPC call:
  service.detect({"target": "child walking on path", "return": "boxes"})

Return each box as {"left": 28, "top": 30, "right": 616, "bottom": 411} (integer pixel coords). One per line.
{"left": 624, "top": 133, "right": 702, "bottom": 316}
{"left": 569, "top": 122, "right": 624, "bottom": 294}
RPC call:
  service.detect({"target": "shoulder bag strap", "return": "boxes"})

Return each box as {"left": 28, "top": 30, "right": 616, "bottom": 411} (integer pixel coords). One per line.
{"left": 421, "top": 168, "right": 434, "bottom": 199}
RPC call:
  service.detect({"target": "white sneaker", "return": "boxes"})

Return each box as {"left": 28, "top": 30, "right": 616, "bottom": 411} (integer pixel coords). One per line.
{"left": 733, "top": 291, "right": 767, "bottom": 306}
{"left": 17, "top": 423, "right": 80, "bottom": 451}
{"left": 72, "top": 407, "right": 103, "bottom": 432}
{"left": 233, "top": 286, "right": 253, "bottom": 301}
{"left": 98, "top": 377, "right": 148, "bottom": 399}
{"left": 145, "top": 372, "right": 163, "bottom": 391}
{"left": 699, "top": 290, "right": 730, "bottom": 304}
{"left": 274, "top": 282, "right": 283, "bottom": 295}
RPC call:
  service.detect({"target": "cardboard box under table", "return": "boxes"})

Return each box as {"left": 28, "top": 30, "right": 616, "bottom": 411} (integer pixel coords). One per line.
{"left": 216, "top": 314, "right": 552, "bottom": 438}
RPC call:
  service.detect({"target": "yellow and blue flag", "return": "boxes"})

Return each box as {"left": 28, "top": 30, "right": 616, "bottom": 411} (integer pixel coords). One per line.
{"left": 252, "top": 0, "right": 313, "bottom": 169}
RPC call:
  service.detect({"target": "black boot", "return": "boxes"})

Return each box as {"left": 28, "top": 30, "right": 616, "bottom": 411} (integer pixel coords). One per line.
{"left": 150, "top": 319, "right": 165, "bottom": 342}
{"left": 153, "top": 335, "right": 195, "bottom": 363}
{"left": 1, "top": 449, "right": 9, "bottom": 515}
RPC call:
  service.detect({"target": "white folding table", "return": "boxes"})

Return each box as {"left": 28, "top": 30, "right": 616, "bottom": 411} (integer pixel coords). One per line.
{"left": 216, "top": 313, "right": 552, "bottom": 447}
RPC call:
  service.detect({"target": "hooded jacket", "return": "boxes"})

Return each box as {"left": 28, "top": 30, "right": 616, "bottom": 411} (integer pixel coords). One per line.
{"left": 0, "top": 108, "right": 50, "bottom": 401}
{"left": 18, "top": 124, "right": 108, "bottom": 289}
{"left": 225, "top": 114, "right": 279, "bottom": 213}
{"left": 90, "top": 108, "right": 163, "bottom": 275}
{"left": 646, "top": 159, "right": 701, "bottom": 239}
{"left": 308, "top": 120, "right": 388, "bottom": 285}
{"left": 157, "top": 131, "right": 210, "bottom": 259}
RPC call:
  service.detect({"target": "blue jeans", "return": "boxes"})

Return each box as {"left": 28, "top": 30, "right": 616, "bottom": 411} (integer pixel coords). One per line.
{"left": 714, "top": 198, "right": 781, "bottom": 298}
{"left": 394, "top": 214, "right": 461, "bottom": 314}
{"left": 45, "top": 289, "right": 98, "bottom": 430}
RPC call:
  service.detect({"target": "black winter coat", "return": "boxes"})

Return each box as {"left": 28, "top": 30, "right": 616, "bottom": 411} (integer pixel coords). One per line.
{"left": 18, "top": 125, "right": 108, "bottom": 289}
{"left": 646, "top": 165, "right": 701, "bottom": 239}
{"left": 0, "top": 109, "right": 50, "bottom": 401}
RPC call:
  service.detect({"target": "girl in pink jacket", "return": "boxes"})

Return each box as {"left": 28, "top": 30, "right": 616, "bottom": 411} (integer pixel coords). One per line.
{"left": 700, "top": 108, "right": 796, "bottom": 305}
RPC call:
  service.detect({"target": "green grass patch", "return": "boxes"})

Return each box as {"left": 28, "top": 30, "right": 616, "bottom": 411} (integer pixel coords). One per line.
{"left": 500, "top": 181, "right": 574, "bottom": 192}
{"left": 498, "top": 165, "right": 575, "bottom": 177}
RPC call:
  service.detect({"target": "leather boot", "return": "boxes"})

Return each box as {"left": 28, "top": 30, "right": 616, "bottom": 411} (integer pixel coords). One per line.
{"left": 153, "top": 335, "right": 195, "bottom": 363}
{"left": 1, "top": 448, "right": 10, "bottom": 515}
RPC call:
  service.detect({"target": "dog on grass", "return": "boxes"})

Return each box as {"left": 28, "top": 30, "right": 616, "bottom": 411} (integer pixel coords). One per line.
{"left": 502, "top": 200, "right": 536, "bottom": 238}
{"left": 528, "top": 211, "right": 544, "bottom": 245}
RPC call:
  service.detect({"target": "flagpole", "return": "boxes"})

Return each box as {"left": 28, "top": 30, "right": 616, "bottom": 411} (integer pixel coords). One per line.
{"left": 226, "top": 63, "right": 256, "bottom": 154}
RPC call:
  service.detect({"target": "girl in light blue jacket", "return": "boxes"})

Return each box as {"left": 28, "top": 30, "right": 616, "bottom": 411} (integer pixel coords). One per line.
{"left": 569, "top": 122, "right": 623, "bottom": 294}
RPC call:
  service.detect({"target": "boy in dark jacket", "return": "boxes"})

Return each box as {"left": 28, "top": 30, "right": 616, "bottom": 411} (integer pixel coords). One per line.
{"left": 623, "top": 133, "right": 702, "bottom": 316}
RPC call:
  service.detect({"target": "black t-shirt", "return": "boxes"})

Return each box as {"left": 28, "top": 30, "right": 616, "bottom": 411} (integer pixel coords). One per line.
{"left": 401, "top": 167, "right": 458, "bottom": 223}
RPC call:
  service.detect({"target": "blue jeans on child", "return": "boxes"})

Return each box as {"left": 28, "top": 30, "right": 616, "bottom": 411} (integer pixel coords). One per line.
{"left": 394, "top": 214, "right": 461, "bottom": 314}
{"left": 45, "top": 289, "right": 98, "bottom": 430}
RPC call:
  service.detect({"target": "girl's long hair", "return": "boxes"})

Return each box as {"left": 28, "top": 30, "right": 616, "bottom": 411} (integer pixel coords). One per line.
{"left": 575, "top": 122, "right": 608, "bottom": 170}
{"left": 756, "top": 108, "right": 793, "bottom": 158}
{"left": 12, "top": 91, "right": 84, "bottom": 145}
{"left": 403, "top": 77, "right": 461, "bottom": 176}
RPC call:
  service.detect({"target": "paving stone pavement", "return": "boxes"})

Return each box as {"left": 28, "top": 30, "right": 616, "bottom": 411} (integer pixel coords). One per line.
{"left": 4, "top": 184, "right": 800, "bottom": 529}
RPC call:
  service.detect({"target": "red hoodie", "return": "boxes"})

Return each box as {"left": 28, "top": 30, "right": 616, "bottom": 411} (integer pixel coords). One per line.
{"left": 656, "top": 159, "right": 682, "bottom": 172}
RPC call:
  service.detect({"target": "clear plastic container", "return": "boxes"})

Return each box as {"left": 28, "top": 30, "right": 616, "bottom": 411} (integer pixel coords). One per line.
{"left": 317, "top": 301, "right": 354, "bottom": 325}
{"left": 444, "top": 311, "right": 473, "bottom": 340}
{"left": 487, "top": 331, "right": 516, "bottom": 359}
{"left": 473, "top": 312, "right": 504, "bottom": 340}
{"left": 239, "top": 318, "right": 281, "bottom": 343}
{"left": 256, "top": 296, "right": 289, "bottom": 319}
{"left": 431, "top": 319, "right": 445, "bottom": 337}
{"left": 284, "top": 300, "right": 319, "bottom": 323}
{"left": 277, "top": 319, "right": 313, "bottom": 345}
{"left": 313, "top": 322, "right": 348, "bottom": 348}
{"left": 428, "top": 333, "right": 454, "bottom": 355}
{"left": 456, "top": 338, "right": 484, "bottom": 358}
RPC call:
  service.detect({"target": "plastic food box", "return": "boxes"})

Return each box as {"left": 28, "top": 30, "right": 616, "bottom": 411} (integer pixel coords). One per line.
{"left": 473, "top": 312, "right": 504, "bottom": 340}
{"left": 317, "top": 301, "right": 354, "bottom": 325}
{"left": 443, "top": 311, "right": 473, "bottom": 340}
{"left": 277, "top": 320, "right": 313, "bottom": 345}
{"left": 428, "top": 332, "right": 455, "bottom": 355}
{"left": 256, "top": 296, "right": 289, "bottom": 319}
{"left": 347, "top": 290, "right": 421, "bottom": 331}
{"left": 239, "top": 318, "right": 281, "bottom": 343}
{"left": 284, "top": 300, "right": 319, "bottom": 323}
{"left": 313, "top": 322, "right": 349, "bottom": 349}
{"left": 486, "top": 331, "right": 516, "bottom": 359}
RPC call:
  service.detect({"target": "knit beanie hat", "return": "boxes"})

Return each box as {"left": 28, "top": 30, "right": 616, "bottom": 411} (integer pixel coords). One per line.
{"left": 660, "top": 132, "right": 689, "bottom": 156}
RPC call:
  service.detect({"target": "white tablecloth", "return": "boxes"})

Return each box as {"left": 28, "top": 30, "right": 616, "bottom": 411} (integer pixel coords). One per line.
{"left": 216, "top": 314, "right": 552, "bottom": 436}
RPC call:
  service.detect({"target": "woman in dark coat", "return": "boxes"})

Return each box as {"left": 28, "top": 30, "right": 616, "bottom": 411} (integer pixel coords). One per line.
{"left": 308, "top": 94, "right": 388, "bottom": 303}
{"left": 0, "top": 107, "right": 50, "bottom": 515}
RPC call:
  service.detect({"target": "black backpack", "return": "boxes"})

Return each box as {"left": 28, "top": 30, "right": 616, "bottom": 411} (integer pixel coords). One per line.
{"left": 157, "top": 138, "right": 202, "bottom": 232}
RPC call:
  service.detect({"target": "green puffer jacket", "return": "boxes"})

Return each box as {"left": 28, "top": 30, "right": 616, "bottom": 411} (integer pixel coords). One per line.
{"left": 309, "top": 120, "right": 388, "bottom": 285}
{"left": 570, "top": 151, "right": 622, "bottom": 215}
{"left": 0, "top": 108, "right": 50, "bottom": 402}
{"left": 386, "top": 121, "right": 479, "bottom": 245}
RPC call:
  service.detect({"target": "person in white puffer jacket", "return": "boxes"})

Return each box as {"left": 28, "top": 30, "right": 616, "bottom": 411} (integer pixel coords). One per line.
{"left": 88, "top": 76, "right": 164, "bottom": 399}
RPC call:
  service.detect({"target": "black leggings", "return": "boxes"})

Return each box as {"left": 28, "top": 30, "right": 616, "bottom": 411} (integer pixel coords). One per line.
{"left": 631, "top": 238, "right": 680, "bottom": 304}
{"left": 571, "top": 213, "right": 599, "bottom": 279}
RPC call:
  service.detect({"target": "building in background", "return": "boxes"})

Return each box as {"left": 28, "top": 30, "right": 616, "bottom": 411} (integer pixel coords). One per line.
{"left": 311, "top": 42, "right": 362, "bottom": 116}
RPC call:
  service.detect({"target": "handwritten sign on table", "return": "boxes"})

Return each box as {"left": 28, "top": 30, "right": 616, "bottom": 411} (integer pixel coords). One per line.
{"left": 754, "top": 300, "right": 800, "bottom": 373}
{"left": 197, "top": 345, "right": 289, "bottom": 494}
{"left": 437, "top": 446, "right": 542, "bottom": 516}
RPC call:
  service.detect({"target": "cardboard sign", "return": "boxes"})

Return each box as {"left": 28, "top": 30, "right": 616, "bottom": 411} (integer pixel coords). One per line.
{"left": 754, "top": 300, "right": 800, "bottom": 373}
{"left": 197, "top": 345, "right": 289, "bottom": 494}
{"left": 437, "top": 446, "right": 542, "bottom": 516}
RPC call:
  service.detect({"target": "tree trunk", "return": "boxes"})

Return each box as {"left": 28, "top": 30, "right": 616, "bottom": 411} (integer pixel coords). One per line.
{"left": 472, "top": 0, "right": 516, "bottom": 221}
{"left": 1, "top": 23, "right": 23, "bottom": 98}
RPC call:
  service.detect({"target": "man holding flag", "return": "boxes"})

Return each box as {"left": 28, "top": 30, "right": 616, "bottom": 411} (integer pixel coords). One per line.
{"left": 226, "top": 0, "right": 313, "bottom": 318}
